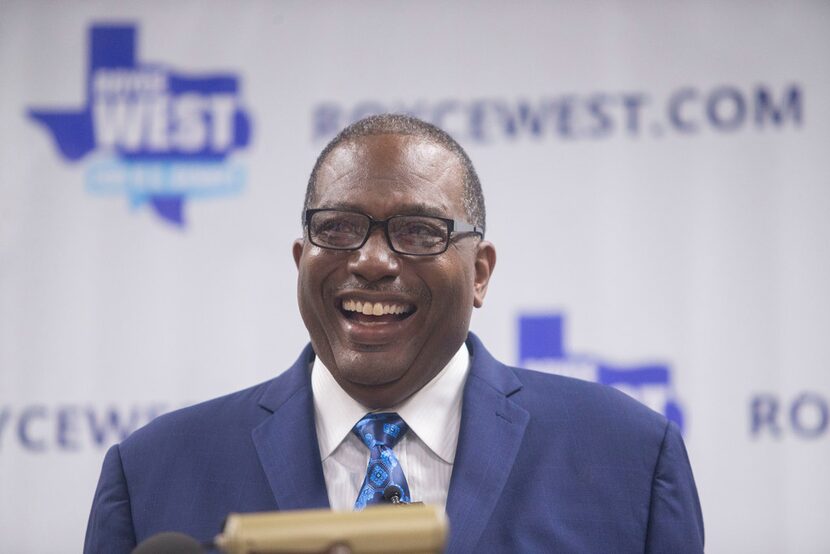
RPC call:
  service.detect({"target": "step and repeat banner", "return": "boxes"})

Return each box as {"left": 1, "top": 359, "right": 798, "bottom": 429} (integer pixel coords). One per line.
{"left": 1, "top": 1, "right": 828, "bottom": 552}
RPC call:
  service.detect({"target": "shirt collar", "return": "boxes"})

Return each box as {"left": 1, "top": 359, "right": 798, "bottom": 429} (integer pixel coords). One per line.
{"left": 311, "top": 343, "right": 470, "bottom": 464}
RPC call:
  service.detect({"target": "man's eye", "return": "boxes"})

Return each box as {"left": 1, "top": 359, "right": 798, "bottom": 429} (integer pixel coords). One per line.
{"left": 318, "top": 219, "right": 357, "bottom": 234}
{"left": 311, "top": 216, "right": 367, "bottom": 247}
{"left": 400, "top": 223, "right": 442, "bottom": 237}
{"left": 393, "top": 220, "right": 447, "bottom": 248}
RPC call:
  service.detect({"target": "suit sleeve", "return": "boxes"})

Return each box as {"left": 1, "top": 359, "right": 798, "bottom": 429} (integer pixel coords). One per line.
{"left": 645, "top": 421, "right": 705, "bottom": 553}
{"left": 84, "top": 444, "right": 137, "bottom": 554}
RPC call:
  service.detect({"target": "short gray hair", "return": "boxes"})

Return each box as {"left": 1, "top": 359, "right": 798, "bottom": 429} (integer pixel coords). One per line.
{"left": 304, "top": 113, "right": 486, "bottom": 232}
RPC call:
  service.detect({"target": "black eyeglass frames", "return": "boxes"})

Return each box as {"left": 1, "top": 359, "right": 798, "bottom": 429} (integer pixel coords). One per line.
{"left": 304, "top": 208, "right": 483, "bottom": 256}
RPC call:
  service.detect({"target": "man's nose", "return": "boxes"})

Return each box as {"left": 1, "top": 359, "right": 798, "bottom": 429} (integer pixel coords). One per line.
{"left": 347, "top": 228, "right": 401, "bottom": 282}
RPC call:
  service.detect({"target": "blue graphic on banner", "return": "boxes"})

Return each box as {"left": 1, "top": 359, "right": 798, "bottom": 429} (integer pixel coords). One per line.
{"left": 518, "top": 314, "right": 685, "bottom": 432}
{"left": 28, "top": 24, "right": 252, "bottom": 226}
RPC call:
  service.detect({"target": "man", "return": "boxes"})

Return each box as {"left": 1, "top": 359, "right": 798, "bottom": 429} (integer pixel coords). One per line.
{"left": 85, "top": 114, "right": 704, "bottom": 553}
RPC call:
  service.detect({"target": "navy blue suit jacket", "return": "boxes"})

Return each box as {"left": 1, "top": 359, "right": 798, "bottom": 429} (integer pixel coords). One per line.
{"left": 85, "top": 334, "right": 704, "bottom": 553}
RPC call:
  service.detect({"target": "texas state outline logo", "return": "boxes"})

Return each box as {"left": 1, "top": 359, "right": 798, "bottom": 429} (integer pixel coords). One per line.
{"left": 518, "top": 313, "right": 686, "bottom": 433}
{"left": 28, "top": 24, "right": 253, "bottom": 227}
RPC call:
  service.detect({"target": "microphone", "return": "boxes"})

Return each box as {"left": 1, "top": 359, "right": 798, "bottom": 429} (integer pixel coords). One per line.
{"left": 382, "top": 485, "right": 404, "bottom": 504}
{"left": 131, "top": 531, "right": 206, "bottom": 554}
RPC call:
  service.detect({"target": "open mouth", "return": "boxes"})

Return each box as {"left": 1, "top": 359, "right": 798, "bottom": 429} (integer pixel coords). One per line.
{"left": 340, "top": 299, "right": 416, "bottom": 324}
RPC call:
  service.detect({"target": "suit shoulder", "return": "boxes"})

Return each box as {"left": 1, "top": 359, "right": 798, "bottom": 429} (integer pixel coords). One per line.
{"left": 119, "top": 378, "right": 274, "bottom": 452}
{"left": 509, "top": 365, "right": 669, "bottom": 442}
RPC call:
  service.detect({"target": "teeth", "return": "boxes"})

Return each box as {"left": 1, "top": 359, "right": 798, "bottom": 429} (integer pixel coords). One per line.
{"left": 342, "top": 299, "right": 412, "bottom": 317}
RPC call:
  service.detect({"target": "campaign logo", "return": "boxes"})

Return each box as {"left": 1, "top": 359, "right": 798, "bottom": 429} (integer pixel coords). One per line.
{"left": 28, "top": 24, "right": 252, "bottom": 227}
{"left": 518, "top": 314, "right": 685, "bottom": 432}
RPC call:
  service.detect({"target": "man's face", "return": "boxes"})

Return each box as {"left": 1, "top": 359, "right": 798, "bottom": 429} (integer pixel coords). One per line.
{"left": 293, "top": 134, "right": 495, "bottom": 409}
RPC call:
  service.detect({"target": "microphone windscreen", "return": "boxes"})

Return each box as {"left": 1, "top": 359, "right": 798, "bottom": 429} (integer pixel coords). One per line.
{"left": 131, "top": 531, "right": 205, "bottom": 554}
{"left": 382, "top": 484, "right": 404, "bottom": 502}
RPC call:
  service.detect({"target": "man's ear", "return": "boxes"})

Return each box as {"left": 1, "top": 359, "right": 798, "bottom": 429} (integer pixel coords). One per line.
{"left": 473, "top": 241, "right": 496, "bottom": 308}
{"left": 292, "top": 238, "right": 305, "bottom": 269}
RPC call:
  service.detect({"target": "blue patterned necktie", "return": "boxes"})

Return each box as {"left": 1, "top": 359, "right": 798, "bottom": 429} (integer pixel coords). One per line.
{"left": 352, "top": 412, "right": 412, "bottom": 509}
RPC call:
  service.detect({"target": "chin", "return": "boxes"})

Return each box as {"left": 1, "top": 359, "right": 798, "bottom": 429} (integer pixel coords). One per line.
{"left": 337, "top": 357, "right": 409, "bottom": 387}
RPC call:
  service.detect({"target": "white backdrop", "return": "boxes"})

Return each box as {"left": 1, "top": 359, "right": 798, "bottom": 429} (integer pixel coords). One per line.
{"left": 1, "top": 1, "right": 829, "bottom": 552}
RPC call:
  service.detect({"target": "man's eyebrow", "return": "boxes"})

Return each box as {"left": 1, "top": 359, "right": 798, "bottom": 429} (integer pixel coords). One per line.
{"left": 319, "top": 202, "right": 449, "bottom": 218}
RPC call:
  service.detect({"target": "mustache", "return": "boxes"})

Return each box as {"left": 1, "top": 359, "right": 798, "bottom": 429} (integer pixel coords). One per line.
{"left": 333, "top": 282, "right": 430, "bottom": 301}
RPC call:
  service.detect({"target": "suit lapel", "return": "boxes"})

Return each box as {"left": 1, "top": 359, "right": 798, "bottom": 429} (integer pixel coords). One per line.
{"left": 252, "top": 345, "right": 331, "bottom": 511}
{"left": 248, "top": 334, "right": 529, "bottom": 545}
{"left": 445, "top": 334, "right": 529, "bottom": 554}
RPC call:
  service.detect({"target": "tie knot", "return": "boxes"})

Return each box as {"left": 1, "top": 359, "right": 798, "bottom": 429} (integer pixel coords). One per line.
{"left": 352, "top": 412, "right": 408, "bottom": 449}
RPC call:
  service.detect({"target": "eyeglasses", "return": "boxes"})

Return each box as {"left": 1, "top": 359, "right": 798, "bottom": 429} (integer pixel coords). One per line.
{"left": 304, "top": 208, "right": 484, "bottom": 256}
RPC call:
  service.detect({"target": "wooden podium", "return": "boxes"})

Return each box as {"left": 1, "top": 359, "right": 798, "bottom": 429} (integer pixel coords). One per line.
{"left": 216, "top": 504, "right": 447, "bottom": 554}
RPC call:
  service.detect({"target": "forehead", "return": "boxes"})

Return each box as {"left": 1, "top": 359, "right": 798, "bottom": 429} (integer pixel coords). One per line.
{"left": 313, "top": 134, "right": 465, "bottom": 217}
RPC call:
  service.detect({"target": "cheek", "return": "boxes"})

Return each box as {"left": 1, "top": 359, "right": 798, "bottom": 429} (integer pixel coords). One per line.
{"left": 422, "top": 259, "right": 476, "bottom": 317}
{"left": 298, "top": 252, "right": 338, "bottom": 314}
